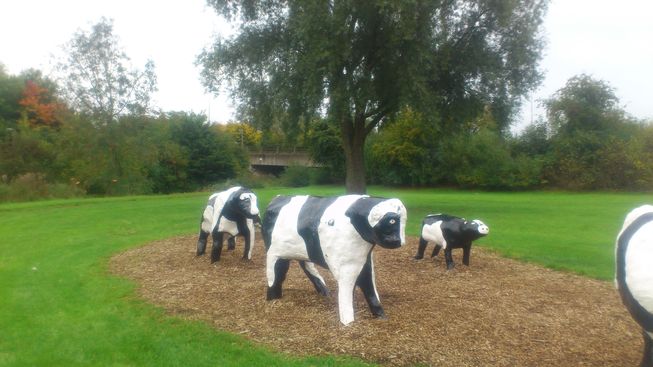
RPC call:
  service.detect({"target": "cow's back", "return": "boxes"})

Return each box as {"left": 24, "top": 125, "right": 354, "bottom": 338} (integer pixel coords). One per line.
{"left": 423, "top": 213, "right": 460, "bottom": 226}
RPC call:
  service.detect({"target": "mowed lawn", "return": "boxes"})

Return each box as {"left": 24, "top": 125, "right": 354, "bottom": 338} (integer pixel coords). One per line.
{"left": 0, "top": 187, "right": 649, "bottom": 366}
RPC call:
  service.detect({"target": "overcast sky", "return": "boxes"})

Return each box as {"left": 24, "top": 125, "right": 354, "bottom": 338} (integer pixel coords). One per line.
{"left": 1, "top": 0, "right": 652, "bottom": 131}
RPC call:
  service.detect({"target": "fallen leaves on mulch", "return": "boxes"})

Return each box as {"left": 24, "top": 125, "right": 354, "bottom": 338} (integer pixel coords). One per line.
{"left": 110, "top": 233, "right": 641, "bottom": 366}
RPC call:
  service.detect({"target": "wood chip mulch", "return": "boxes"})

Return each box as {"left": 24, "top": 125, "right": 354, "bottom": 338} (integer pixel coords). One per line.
{"left": 109, "top": 233, "right": 642, "bottom": 366}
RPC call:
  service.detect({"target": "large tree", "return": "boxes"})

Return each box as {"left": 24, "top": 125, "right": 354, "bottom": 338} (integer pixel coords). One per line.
{"left": 199, "top": 0, "right": 548, "bottom": 193}
{"left": 544, "top": 74, "right": 626, "bottom": 136}
{"left": 56, "top": 18, "right": 157, "bottom": 126}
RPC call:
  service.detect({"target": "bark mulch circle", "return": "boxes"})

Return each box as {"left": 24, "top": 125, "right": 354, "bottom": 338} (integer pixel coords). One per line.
{"left": 109, "top": 233, "right": 641, "bottom": 366}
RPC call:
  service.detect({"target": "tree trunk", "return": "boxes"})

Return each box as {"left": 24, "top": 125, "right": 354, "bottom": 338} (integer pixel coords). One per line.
{"left": 341, "top": 116, "right": 367, "bottom": 194}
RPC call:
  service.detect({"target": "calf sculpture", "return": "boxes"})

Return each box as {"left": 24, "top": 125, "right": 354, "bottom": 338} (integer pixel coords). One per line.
{"left": 262, "top": 194, "right": 407, "bottom": 325}
{"left": 616, "top": 205, "right": 653, "bottom": 367}
{"left": 196, "top": 186, "right": 260, "bottom": 263}
{"left": 415, "top": 214, "right": 489, "bottom": 269}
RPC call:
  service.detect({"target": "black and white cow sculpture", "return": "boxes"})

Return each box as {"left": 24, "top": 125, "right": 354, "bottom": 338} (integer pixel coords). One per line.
{"left": 262, "top": 194, "right": 407, "bottom": 325}
{"left": 616, "top": 205, "right": 653, "bottom": 367}
{"left": 414, "top": 214, "right": 489, "bottom": 270}
{"left": 196, "top": 186, "right": 260, "bottom": 263}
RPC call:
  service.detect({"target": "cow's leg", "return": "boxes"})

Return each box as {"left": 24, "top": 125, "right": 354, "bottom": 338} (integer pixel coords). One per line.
{"left": 210, "top": 231, "right": 225, "bottom": 263}
{"left": 462, "top": 243, "right": 472, "bottom": 266}
{"left": 336, "top": 262, "right": 368, "bottom": 325}
{"left": 299, "top": 261, "right": 329, "bottom": 296}
{"left": 432, "top": 243, "right": 443, "bottom": 257}
{"left": 642, "top": 331, "right": 653, "bottom": 367}
{"left": 237, "top": 219, "right": 255, "bottom": 260}
{"left": 444, "top": 247, "right": 455, "bottom": 270}
{"left": 227, "top": 236, "right": 236, "bottom": 251}
{"left": 197, "top": 230, "right": 209, "bottom": 256}
{"left": 414, "top": 237, "right": 428, "bottom": 259}
{"left": 266, "top": 257, "right": 290, "bottom": 300}
{"left": 356, "top": 252, "right": 385, "bottom": 319}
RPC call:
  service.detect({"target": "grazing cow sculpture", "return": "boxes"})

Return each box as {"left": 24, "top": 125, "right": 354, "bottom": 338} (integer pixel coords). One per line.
{"left": 616, "top": 205, "right": 653, "bottom": 367}
{"left": 196, "top": 186, "right": 260, "bottom": 263}
{"left": 415, "top": 214, "right": 489, "bottom": 269}
{"left": 262, "top": 194, "right": 407, "bottom": 325}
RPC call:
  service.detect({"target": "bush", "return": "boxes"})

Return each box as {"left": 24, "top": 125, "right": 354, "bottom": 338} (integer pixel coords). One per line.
{"left": 442, "top": 130, "right": 544, "bottom": 190}
{"left": 280, "top": 165, "right": 311, "bottom": 187}
{"left": 0, "top": 173, "right": 85, "bottom": 202}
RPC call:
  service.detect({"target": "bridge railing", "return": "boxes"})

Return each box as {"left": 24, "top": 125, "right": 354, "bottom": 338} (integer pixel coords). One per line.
{"left": 248, "top": 150, "right": 322, "bottom": 167}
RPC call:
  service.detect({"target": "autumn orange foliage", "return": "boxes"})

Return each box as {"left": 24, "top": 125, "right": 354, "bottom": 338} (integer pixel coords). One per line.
{"left": 19, "top": 80, "right": 65, "bottom": 127}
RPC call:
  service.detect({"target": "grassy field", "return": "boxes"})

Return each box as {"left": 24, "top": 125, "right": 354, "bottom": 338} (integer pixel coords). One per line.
{"left": 0, "top": 186, "right": 649, "bottom": 366}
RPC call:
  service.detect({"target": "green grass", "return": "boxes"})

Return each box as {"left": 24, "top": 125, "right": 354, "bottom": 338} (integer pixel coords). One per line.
{"left": 0, "top": 187, "right": 649, "bottom": 366}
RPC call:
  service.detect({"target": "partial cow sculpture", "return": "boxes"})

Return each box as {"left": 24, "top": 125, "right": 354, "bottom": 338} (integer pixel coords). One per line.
{"left": 262, "top": 194, "right": 407, "bottom": 325}
{"left": 616, "top": 205, "right": 653, "bottom": 367}
{"left": 415, "top": 214, "right": 489, "bottom": 269}
{"left": 196, "top": 186, "right": 260, "bottom": 263}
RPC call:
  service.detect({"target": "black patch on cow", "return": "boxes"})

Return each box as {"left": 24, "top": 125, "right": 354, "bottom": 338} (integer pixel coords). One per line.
{"left": 439, "top": 217, "right": 484, "bottom": 248}
{"left": 346, "top": 197, "right": 385, "bottom": 244}
{"left": 356, "top": 251, "right": 385, "bottom": 318}
{"left": 221, "top": 187, "right": 254, "bottom": 222}
{"left": 643, "top": 331, "right": 653, "bottom": 366}
{"left": 262, "top": 195, "right": 293, "bottom": 250}
{"left": 299, "top": 261, "right": 330, "bottom": 296}
{"left": 423, "top": 213, "right": 460, "bottom": 225}
{"left": 616, "top": 211, "right": 653, "bottom": 332}
{"left": 297, "top": 196, "right": 337, "bottom": 268}
{"left": 373, "top": 212, "right": 402, "bottom": 249}
{"left": 267, "top": 258, "right": 290, "bottom": 300}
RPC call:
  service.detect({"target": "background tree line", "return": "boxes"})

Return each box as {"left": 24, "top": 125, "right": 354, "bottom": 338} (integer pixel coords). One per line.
{"left": 2, "top": 58, "right": 652, "bottom": 202}
{"left": 315, "top": 74, "right": 653, "bottom": 191}
{"left": 0, "top": 19, "right": 250, "bottom": 201}
{"left": 3, "top": 7, "right": 653, "bottom": 202}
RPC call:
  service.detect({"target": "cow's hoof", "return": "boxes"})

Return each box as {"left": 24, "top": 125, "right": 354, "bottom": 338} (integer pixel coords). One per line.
{"left": 413, "top": 255, "right": 423, "bottom": 260}
{"left": 446, "top": 264, "right": 455, "bottom": 270}
{"left": 373, "top": 312, "right": 387, "bottom": 320}
{"left": 266, "top": 288, "right": 282, "bottom": 300}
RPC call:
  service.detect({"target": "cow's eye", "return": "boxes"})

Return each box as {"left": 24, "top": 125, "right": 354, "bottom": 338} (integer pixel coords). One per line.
{"left": 389, "top": 219, "right": 396, "bottom": 225}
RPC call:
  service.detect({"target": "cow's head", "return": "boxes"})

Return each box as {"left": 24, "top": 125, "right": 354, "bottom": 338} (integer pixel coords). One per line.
{"left": 463, "top": 219, "right": 489, "bottom": 239}
{"left": 235, "top": 189, "right": 260, "bottom": 220}
{"left": 347, "top": 197, "right": 407, "bottom": 249}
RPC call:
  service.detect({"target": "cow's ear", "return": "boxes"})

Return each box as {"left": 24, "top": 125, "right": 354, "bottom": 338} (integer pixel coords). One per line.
{"left": 345, "top": 199, "right": 377, "bottom": 244}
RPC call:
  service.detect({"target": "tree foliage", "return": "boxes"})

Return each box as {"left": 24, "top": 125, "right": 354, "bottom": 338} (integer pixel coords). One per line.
{"left": 199, "top": 0, "right": 549, "bottom": 192}
{"left": 56, "top": 18, "right": 157, "bottom": 125}
{"left": 545, "top": 74, "right": 624, "bottom": 136}
{"left": 0, "top": 65, "right": 25, "bottom": 137}
{"left": 218, "top": 122, "right": 263, "bottom": 149}
{"left": 536, "top": 75, "right": 653, "bottom": 190}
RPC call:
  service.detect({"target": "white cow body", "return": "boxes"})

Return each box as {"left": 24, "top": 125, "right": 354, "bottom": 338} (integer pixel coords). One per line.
{"left": 263, "top": 194, "right": 406, "bottom": 325}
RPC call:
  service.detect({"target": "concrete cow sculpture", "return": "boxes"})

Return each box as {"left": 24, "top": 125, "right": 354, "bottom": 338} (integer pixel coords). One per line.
{"left": 262, "top": 194, "right": 407, "bottom": 325}
{"left": 616, "top": 205, "right": 653, "bottom": 367}
{"left": 196, "top": 186, "right": 260, "bottom": 263}
{"left": 414, "top": 214, "right": 489, "bottom": 270}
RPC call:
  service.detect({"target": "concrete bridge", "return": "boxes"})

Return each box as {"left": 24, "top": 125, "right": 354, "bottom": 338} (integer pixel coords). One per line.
{"left": 249, "top": 151, "right": 321, "bottom": 174}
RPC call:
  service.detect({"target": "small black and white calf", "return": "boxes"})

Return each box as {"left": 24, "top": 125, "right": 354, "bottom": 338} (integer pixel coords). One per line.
{"left": 616, "top": 205, "right": 653, "bottom": 367}
{"left": 414, "top": 214, "right": 489, "bottom": 270}
{"left": 196, "top": 186, "right": 260, "bottom": 263}
{"left": 262, "top": 194, "right": 407, "bottom": 325}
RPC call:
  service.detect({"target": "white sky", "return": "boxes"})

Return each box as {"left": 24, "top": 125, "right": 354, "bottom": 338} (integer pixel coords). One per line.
{"left": 1, "top": 0, "right": 652, "bottom": 129}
